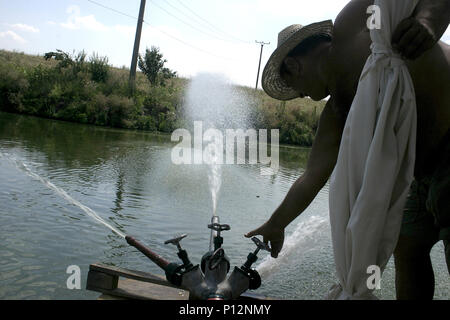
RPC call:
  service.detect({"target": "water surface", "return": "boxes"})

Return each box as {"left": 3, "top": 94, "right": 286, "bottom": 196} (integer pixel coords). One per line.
{"left": 0, "top": 112, "right": 448, "bottom": 300}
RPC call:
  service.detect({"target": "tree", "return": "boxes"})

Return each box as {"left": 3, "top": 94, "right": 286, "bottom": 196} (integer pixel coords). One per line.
{"left": 138, "top": 46, "right": 177, "bottom": 86}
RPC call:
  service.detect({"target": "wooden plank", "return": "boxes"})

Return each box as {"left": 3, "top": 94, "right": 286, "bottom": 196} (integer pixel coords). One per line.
{"left": 89, "top": 263, "right": 179, "bottom": 289}
{"left": 240, "top": 292, "right": 274, "bottom": 300}
{"left": 98, "top": 294, "right": 126, "bottom": 300}
{"left": 92, "top": 277, "right": 189, "bottom": 300}
{"left": 86, "top": 270, "right": 118, "bottom": 291}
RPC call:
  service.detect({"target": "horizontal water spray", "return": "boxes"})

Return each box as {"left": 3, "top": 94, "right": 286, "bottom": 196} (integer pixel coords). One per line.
{"left": 3, "top": 153, "right": 125, "bottom": 238}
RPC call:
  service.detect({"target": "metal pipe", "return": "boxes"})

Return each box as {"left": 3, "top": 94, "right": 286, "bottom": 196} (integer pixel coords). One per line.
{"left": 209, "top": 216, "right": 219, "bottom": 252}
{"left": 125, "top": 236, "right": 170, "bottom": 270}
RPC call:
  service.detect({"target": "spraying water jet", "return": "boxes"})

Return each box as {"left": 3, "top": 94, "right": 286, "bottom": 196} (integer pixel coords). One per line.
{"left": 3, "top": 153, "right": 126, "bottom": 238}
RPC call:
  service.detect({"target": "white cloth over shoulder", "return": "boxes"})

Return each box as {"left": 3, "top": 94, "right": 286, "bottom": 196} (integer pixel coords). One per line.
{"left": 327, "top": 0, "right": 419, "bottom": 300}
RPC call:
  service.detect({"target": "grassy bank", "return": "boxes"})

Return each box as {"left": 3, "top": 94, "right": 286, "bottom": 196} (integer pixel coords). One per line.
{"left": 0, "top": 49, "right": 325, "bottom": 147}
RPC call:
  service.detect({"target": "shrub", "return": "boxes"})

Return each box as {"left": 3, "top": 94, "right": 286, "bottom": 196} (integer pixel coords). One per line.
{"left": 24, "top": 64, "right": 59, "bottom": 116}
{"left": 0, "top": 63, "right": 29, "bottom": 112}
{"left": 107, "top": 94, "right": 134, "bottom": 128}
{"left": 89, "top": 53, "right": 109, "bottom": 83}
{"left": 44, "top": 49, "right": 88, "bottom": 78}
{"left": 86, "top": 92, "right": 109, "bottom": 126}
{"left": 135, "top": 115, "right": 157, "bottom": 131}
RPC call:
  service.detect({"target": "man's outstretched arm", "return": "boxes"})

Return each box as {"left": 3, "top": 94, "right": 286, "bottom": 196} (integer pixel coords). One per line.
{"left": 245, "top": 100, "right": 345, "bottom": 257}
{"left": 392, "top": 0, "right": 450, "bottom": 60}
{"left": 267, "top": 101, "right": 344, "bottom": 229}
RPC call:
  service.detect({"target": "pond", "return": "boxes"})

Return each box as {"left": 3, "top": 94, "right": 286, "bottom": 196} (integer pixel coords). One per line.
{"left": 0, "top": 112, "right": 447, "bottom": 299}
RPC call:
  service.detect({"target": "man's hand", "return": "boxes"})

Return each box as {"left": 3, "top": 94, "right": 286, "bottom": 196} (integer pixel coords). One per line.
{"left": 245, "top": 221, "right": 285, "bottom": 258}
{"left": 392, "top": 17, "right": 438, "bottom": 60}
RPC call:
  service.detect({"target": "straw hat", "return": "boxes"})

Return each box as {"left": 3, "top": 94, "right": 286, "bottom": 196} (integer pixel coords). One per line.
{"left": 262, "top": 20, "right": 334, "bottom": 101}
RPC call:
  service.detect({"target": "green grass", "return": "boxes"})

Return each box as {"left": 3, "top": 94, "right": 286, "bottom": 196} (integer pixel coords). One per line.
{"left": 0, "top": 49, "right": 325, "bottom": 147}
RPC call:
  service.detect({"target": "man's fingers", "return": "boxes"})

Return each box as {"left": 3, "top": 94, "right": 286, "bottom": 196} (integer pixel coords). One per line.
{"left": 402, "top": 30, "right": 429, "bottom": 59}
{"left": 410, "top": 37, "right": 435, "bottom": 60}
{"left": 245, "top": 229, "right": 259, "bottom": 238}
{"left": 392, "top": 18, "right": 437, "bottom": 60}
{"left": 270, "top": 239, "right": 284, "bottom": 258}
{"left": 396, "top": 25, "right": 421, "bottom": 55}
{"left": 392, "top": 18, "right": 415, "bottom": 46}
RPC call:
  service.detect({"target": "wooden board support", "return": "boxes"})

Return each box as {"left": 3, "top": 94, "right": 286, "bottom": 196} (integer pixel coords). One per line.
{"left": 88, "top": 263, "right": 179, "bottom": 289}
{"left": 87, "top": 263, "right": 188, "bottom": 300}
{"left": 86, "top": 263, "right": 271, "bottom": 300}
{"left": 87, "top": 270, "right": 118, "bottom": 291}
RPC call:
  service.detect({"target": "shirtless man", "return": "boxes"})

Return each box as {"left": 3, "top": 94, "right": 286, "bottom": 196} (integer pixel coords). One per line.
{"left": 246, "top": 0, "right": 450, "bottom": 300}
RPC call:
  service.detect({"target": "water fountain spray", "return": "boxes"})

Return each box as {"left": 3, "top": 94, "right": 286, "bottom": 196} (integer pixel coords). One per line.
{"left": 124, "top": 73, "right": 264, "bottom": 299}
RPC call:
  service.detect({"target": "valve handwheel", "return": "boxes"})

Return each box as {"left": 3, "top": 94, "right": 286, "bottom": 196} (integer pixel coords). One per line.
{"left": 207, "top": 223, "right": 231, "bottom": 232}
{"left": 164, "top": 234, "right": 188, "bottom": 247}
{"left": 251, "top": 236, "right": 271, "bottom": 253}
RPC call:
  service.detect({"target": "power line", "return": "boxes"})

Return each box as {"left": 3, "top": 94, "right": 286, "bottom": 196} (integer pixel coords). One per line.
{"left": 174, "top": 0, "right": 252, "bottom": 44}
{"left": 161, "top": 0, "right": 221, "bottom": 35}
{"left": 87, "top": 0, "right": 138, "bottom": 20}
{"left": 142, "top": 20, "right": 237, "bottom": 61}
{"left": 162, "top": 0, "right": 251, "bottom": 45}
{"left": 84, "top": 0, "right": 237, "bottom": 61}
{"left": 147, "top": 0, "right": 241, "bottom": 44}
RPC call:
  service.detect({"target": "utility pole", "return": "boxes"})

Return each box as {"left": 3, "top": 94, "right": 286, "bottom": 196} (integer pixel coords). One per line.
{"left": 129, "top": 0, "right": 147, "bottom": 93}
{"left": 255, "top": 40, "right": 270, "bottom": 90}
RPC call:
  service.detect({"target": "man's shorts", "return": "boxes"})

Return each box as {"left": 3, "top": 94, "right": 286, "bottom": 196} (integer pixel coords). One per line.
{"left": 401, "top": 132, "right": 450, "bottom": 242}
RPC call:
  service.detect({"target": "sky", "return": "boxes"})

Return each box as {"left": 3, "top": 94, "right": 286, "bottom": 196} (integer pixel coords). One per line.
{"left": 1, "top": 0, "right": 449, "bottom": 88}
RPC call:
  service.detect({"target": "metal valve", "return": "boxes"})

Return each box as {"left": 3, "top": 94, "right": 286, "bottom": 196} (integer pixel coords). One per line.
{"left": 126, "top": 214, "right": 267, "bottom": 299}
{"left": 207, "top": 223, "right": 230, "bottom": 233}
{"left": 208, "top": 248, "right": 226, "bottom": 270}
{"left": 251, "top": 237, "right": 271, "bottom": 255}
{"left": 241, "top": 237, "right": 271, "bottom": 272}
{"left": 164, "top": 234, "right": 193, "bottom": 270}
{"left": 236, "top": 237, "right": 269, "bottom": 291}
{"left": 164, "top": 234, "right": 188, "bottom": 250}
{"left": 207, "top": 223, "right": 230, "bottom": 251}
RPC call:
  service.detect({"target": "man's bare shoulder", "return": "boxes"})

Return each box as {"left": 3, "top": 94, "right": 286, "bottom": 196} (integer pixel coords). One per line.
{"left": 331, "top": 0, "right": 373, "bottom": 62}
{"left": 327, "top": 0, "right": 375, "bottom": 109}
{"left": 333, "top": 0, "right": 373, "bottom": 43}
